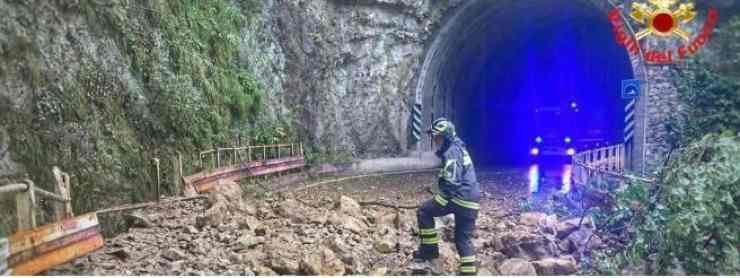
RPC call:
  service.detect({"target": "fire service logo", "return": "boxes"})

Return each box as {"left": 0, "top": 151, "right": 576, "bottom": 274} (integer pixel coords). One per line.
{"left": 609, "top": 0, "right": 719, "bottom": 64}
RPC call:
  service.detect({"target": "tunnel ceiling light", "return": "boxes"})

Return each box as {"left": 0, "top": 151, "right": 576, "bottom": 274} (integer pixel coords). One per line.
{"left": 564, "top": 137, "right": 571, "bottom": 143}
{"left": 531, "top": 148, "right": 540, "bottom": 156}
{"left": 535, "top": 136, "right": 543, "bottom": 143}
{"left": 567, "top": 148, "right": 576, "bottom": 156}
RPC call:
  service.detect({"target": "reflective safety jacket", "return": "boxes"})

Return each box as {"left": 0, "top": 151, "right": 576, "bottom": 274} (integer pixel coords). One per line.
{"left": 435, "top": 137, "right": 481, "bottom": 210}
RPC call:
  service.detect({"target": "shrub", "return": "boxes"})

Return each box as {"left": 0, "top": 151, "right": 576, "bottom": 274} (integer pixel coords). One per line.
{"left": 592, "top": 134, "right": 740, "bottom": 275}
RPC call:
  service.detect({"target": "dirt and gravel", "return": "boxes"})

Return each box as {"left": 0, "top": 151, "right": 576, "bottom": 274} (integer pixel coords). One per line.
{"left": 46, "top": 168, "right": 604, "bottom": 275}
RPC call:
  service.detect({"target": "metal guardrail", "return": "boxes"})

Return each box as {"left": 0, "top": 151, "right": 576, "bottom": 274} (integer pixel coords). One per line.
{"left": 0, "top": 167, "right": 103, "bottom": 276}
{"left": 1, "top": 213, "right": 103, "bottom": 275}
{"left": 573, "top": 144, "right": 625, "bottom": 186}
{"left": 573, "top": 144, "right": 655, "bottom": 186}
{"left": 0, "top": 167, "right": 73, "bottom": 232}
{"left": 199, "top": 143, "right": 303, "bottom": 170}
{"left": 574, "top": 144, "right": 625, "bottom": 172}
{"left": 187, "top": 143, "right": 305, "bottom": 193}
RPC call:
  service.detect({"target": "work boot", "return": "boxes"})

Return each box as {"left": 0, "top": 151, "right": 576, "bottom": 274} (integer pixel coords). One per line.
{"left": 412, "top": 249, "right": 439, "bottom": 263}
{"left": 409, "top": 250, "right": 441, "bottom": 275}
{"left": 458, "top": 262, "right": 478, "bottom": 276}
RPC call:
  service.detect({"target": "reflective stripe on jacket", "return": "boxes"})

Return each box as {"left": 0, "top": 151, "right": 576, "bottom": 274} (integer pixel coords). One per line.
{"left": 437, "top": 138, "right": 481, "bottom": 208}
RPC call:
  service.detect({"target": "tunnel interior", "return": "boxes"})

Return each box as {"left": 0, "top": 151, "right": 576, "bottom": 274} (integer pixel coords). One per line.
{"left": 423, "top": 0, "right": 634, "bottom": 168}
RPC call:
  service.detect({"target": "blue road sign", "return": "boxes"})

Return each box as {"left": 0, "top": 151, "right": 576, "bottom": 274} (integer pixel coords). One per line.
{"left": 622, "top": 79, "right": 640, "bottom": 100}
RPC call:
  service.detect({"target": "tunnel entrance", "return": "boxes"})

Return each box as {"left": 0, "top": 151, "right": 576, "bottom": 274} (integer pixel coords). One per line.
{"left": 415, "top": 0, "right": 642, "bottom": 170}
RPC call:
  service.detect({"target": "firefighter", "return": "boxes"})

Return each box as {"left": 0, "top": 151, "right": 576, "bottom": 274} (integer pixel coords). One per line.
{"left": 413, "top": 117, "right": 481, "bottom": 275}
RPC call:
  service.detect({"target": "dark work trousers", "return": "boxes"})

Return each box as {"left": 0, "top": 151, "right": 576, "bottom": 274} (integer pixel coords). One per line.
{"left": 417, "top": 196, "right": 479, "bottom": 274}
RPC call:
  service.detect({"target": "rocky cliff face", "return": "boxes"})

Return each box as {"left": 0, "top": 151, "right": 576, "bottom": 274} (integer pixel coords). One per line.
{"left": 0, "top": 0, "right": 286, "bottom": 209}
{"left": 0, "top": 0, "right": 457, "bottom": 211}
{"left": 263, "top": 0, "right": 458, "bottom": 157}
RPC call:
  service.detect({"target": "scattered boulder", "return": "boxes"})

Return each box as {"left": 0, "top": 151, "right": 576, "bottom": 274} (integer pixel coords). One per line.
{"left": 208, "top": 180, "right": 243, "bottom": 206}
{"left": 480, "top": 257, "right": 503, "bottom": 275}
{"left": 329, "top": 212, "right": 368, "bottom": 234}
{"left": 236, "top": 202, "right": 257, "bottom": 215}
{"left": 106, "top": 248, "right": 130, "bottom": 261}
{"left": 276, "top": 199, "right": 309, "bottom": 223}
{"left": 237, "top": 234, "right": 264, "bottom": 249}
{"left": 407, "top": 259, "right": 444, "bottom": 275}
{"left": 532, "top": 256, "right": 578, "bottom": 275}
{"left": 299, "top": 246, "right": 345, "bottom": 275}
{"left": 565, "top": 226, "right": 594, "bottom": 253}
{"left": 257, "top": 205, "right": 275, "bottom": 220}
{"left": 478, "top": 267, "right": 497, "bottom": 275}
{"left": 265, "top": 238, "right": 302, "bottom": 274}
{"left": 500, "top": 225, "right": 558, "bottom": 260}
{"left": 336, "top": 195, "right": 363, "bottom": 218}
{"left": 184, "top": 225, "right": 199, "bottom": 234}
{"left": 308, "top": 209, "right": 329, "bottom": 225}
{"left": 398, "top": 210, "right": 416, "bottom": 232}
{"left": 490, "top": 235, "right": 504, "bottom": 251}
{"left": 162, "top": 248, "right": 187, "bottom": 261}
{"left": 253, "top": 265, "right": 278, "bottom": 276}
{"left": 370, "top": 267, "right": 388, "bottom": 276}
{"left": 374, "top": 211, "right": 397, "bottom": 227}
{"left": 587, "top": 234, "right": 605, "bottom": 250}
{"left": 555, "top": 217, "right": 593, "bottom": 239}
{"left": 490, "top": 251, "right": 507, "bottom": 265}
{"left": 519, "top": 212, "right": 548, "bottom": 226}
{"left": 519, "top": 212, "right": 558, "bottom": 234}
{"left": 438, "top": 243, "right": 459, "bottom": 274}
{"left": 255, "top": 226, "right": 268, "bottom": 236}
{"left": 498, "top": 258, "right": 537, "bottom": 276}
{"left": 196, "top": 200, "right": 227, "bottom": 228}
{"left": 98, "top": 262, "right": 117, "bottom": 270}
{"left": 338, "top": 250, "right": 367, "bottom": 274}
{"left": 374, "top": 238, "right": 395, "bottom": 254}
{"left": 237, "top": 215, "right": 263, "bottom": 231}
{"left": 124, "top": 213, "right": 153, "bottom": 228}
{"left": 326, "top": 235, "right": 352, "bottom": 258}
{"left": 558, "top": 238, "right": 577, "bottom": 254}
{"left": 269, "top": 257, "right": 301, "bottom": 274}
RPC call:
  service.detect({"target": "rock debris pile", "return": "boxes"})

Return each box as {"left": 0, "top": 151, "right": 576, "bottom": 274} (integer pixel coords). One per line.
{"left": 49, "top": 181, "right": 603, "bottom": 275}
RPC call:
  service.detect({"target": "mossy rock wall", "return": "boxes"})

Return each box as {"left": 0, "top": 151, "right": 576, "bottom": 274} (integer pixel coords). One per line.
{"left": 0, "top": 0, "right": 289, "bottom": 220}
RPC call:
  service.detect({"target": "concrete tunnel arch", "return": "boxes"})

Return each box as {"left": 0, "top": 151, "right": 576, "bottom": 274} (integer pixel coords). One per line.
{"left": 412, "top": 0, "right": 650, "bottom": 171}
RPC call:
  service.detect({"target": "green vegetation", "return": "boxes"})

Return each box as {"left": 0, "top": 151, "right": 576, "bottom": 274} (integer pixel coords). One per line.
{"left": 588, "top": 134, "right": 740, "bottom": 275}
{"left": 667, "top": 60, "right": 740, "bottom": 146}
{"left": 587, "top": 16, "right": 740, "bottom": 275}
{"left": 667, "top": 16, "right": 740, "bottom": 146}
{"left": 100, "top": 0, "right": 265, "bottom": 148}
{"left": 0, "top": 0, "right": 291, "bottom": 230}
